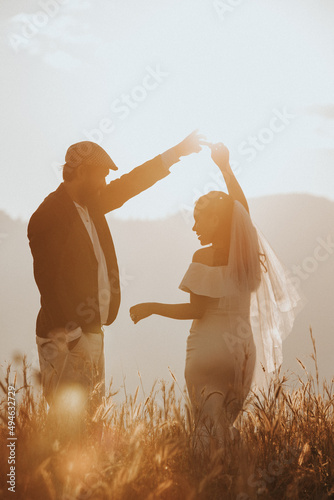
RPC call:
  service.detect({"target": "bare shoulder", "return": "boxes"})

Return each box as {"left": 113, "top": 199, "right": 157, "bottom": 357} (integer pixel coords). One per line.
{"left": 192, "top": 247, "right": 214, "bottom": 265}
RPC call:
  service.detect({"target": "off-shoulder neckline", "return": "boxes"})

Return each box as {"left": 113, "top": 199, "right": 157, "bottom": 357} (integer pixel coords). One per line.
{"left": 190, "top": 262, "right": 228, "bottom": 269}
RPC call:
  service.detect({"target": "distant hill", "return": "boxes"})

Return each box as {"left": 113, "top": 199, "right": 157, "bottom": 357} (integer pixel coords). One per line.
{"left": 0, "top": 194, "right": 333, "bottom": 394}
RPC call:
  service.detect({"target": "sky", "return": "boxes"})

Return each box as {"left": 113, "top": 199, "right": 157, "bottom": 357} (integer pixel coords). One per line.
{"left": 1, "top": 0, "right": 334, "bottom": 221}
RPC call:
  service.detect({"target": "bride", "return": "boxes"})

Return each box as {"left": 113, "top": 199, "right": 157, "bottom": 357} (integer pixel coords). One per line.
{"left": 130, "top": 142, "right": 300, "bottom": 447}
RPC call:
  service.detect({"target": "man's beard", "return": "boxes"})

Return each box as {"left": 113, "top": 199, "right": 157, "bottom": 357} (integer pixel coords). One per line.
{"left": 81, "top": 187, "right": 99, "bottom": 207}
{"left": 83, "top": 185, "right": 106, "bottom": 208}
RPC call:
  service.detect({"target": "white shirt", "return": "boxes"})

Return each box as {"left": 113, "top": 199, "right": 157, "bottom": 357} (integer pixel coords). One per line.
{"left": 66, "top": 201, "right": 111, "bottom": 342}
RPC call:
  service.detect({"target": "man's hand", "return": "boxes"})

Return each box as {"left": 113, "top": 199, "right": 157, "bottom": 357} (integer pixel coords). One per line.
{"left": 175, "top": 130, "right": 206, "bottom": 157}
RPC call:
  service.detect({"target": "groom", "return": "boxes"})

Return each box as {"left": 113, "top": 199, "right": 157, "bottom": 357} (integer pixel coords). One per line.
{"left": 28, "top": 132, "right": 203, "bottom": 434}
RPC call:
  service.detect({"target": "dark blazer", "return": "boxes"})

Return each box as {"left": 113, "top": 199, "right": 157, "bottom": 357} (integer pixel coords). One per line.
{"left": 28, "top": 155, "right": 170, "bottom": 338}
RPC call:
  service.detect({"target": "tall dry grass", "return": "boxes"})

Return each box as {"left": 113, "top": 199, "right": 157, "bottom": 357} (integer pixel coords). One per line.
{"left": 1, "top": 329, "right": 333, "bottom": 500}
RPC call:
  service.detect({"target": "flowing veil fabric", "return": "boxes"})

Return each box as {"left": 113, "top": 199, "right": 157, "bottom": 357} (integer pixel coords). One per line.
{"left": 225, "top": 201, "right": 303, "bottom": 392}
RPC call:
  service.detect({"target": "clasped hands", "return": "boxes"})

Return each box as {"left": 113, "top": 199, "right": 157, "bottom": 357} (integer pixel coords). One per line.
{"left": 175, "top": 130, "right": 231, "bottom": 174}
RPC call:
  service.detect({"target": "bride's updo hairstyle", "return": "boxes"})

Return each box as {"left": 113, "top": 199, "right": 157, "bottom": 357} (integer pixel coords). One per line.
{"left": 195, "top": 191, "right": 235, "bottom": 264}
{"left": 195, "top": 190, "right": 234, "bottom": 236}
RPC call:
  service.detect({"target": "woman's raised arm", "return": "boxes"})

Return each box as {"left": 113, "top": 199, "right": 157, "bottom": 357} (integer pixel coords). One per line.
{"left": 208, "top": 142, "right": 249, "bottom": 213}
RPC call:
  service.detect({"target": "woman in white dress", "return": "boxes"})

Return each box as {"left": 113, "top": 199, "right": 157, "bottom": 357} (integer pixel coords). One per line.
{"left": 130, "top": 143, "right": 300, "bottom": 447}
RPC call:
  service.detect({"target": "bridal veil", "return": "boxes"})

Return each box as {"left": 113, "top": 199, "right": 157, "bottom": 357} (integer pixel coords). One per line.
{"left": 226, "top": 200, "right": 303, "bottom": 392}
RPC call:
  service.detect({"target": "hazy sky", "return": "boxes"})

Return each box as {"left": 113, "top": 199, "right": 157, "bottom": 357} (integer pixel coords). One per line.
{"left": 1, "top": 0, "right": 334, "bottom": 221}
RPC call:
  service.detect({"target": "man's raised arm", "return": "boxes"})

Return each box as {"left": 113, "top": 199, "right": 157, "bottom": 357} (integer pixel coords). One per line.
{"left": 99, "top": 131, "right": 204, "bottom": 214}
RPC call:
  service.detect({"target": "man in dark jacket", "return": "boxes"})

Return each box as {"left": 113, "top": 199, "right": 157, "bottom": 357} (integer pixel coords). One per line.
{"left": 28, "top": 131, "right": 203, "bottom": 431}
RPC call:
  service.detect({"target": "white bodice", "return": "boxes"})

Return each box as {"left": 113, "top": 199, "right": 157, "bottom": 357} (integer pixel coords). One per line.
{"left": 179, "top": 262, "right": 251, "bottom": 314}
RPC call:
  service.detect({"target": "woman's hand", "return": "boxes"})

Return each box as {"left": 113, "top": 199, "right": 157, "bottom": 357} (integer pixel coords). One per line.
{"left": 205, "top": 141, "right": 249, "bottom": 213}
{"left": 130, "top": 303, "right": 155, "bottom": 324}
{"left": 210, "top": 143, "right": 231, "bottom": 172}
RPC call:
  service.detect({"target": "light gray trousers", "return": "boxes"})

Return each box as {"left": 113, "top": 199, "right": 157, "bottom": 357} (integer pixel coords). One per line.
{"left": 36, "top": 329, "right": 105, "bottom": 418}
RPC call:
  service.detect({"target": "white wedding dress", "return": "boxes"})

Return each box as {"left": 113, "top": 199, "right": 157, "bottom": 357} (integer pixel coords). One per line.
{"left": 178, "top": 201, "right": 302, "bottom": 444}
{"left": 180, "top": 263, "right": 256, "bottom": 431}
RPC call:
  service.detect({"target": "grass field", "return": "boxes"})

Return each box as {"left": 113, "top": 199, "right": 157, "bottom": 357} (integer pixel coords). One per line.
{"left": 1, "top": 329, "right": 333, "bottom": 500}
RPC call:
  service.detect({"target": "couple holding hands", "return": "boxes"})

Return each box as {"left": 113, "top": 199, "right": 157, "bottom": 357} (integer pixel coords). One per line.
{"left": 28, "top": 131, "right": 300, "bottom": 445}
